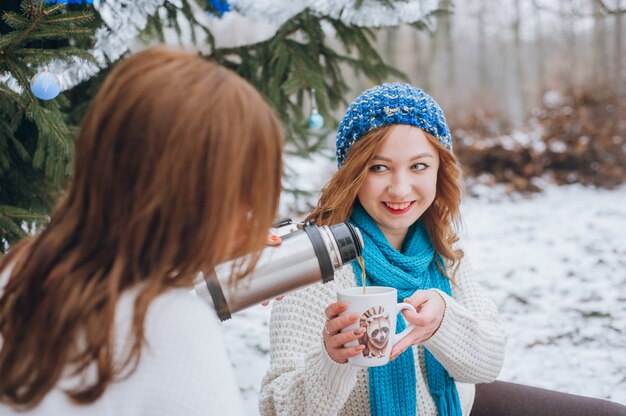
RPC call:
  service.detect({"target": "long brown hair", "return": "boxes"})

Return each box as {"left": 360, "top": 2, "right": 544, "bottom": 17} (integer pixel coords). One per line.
{"left": 307, "top": 125, "right": 463, "bottom": 278}
{"left": 0, "top": 47, "right": 283, "bottom": 408}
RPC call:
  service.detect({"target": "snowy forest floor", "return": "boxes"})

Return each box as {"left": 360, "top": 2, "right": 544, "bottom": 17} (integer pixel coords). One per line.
{"left": 222, "top": 184, "right": 626, "bottom": 415}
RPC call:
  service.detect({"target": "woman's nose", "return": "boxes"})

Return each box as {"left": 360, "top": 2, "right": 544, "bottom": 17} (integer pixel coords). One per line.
{"left": 387, "top": 173, "right": 411, "bottom": 198}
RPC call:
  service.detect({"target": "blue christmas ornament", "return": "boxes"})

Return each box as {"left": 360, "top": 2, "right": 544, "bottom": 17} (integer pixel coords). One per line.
{"left": 307, "top": 89, "right": 324, "bottom": 130}
{"left": 307, "top": 110, "right": 324, "bottom": 130}
{"left": 30, "top": 71, "right": 61, "bottom": 100}
{"left": 44, "top": 0, "right": 93, "bottom": 4}
{"left": 207, "top": 0, "right": 230, "bottom": 16}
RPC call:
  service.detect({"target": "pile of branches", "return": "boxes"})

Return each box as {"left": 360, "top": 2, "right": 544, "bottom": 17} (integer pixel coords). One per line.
{"left": 453, "top": 89, "right": 626, "bottom": 193}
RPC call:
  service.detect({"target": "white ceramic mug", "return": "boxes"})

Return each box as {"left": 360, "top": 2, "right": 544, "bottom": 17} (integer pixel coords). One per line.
{"left": 337, "top": 286, "right": 417, "bottom": 367}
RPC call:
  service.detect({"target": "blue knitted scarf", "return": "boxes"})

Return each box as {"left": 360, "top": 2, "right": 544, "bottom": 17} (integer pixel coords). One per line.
{"left": 349, "top": 203, "right": 461, "bottom": 416}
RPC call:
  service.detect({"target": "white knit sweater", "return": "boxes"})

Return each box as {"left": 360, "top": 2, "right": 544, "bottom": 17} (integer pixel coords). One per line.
{"left": 0, "top": 265, "right": 245, "bottom": 416}
{"left": 259, "top": 253, "right": 506, "bottom": 416}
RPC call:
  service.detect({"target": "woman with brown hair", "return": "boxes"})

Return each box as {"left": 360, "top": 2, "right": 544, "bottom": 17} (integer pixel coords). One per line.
{"left": 0, "top": 46, "right": 283, "bottom": 415}
{"left": 259, "top": 83, "right": 626, "bottom": 416}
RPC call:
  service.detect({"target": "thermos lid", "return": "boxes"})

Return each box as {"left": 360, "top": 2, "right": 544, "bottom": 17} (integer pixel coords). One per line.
{"left": 329, "top": 223, "right": 363, "bottom": 264}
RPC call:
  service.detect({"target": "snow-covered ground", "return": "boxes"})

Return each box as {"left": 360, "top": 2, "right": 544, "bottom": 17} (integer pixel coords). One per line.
{"left": 222, "top": 184, "right": 626, "bottom": 415}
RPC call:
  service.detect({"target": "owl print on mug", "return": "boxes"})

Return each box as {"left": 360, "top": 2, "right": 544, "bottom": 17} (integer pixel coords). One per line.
{"left": 358, "top": 306, "right": 391, "bottom": 358}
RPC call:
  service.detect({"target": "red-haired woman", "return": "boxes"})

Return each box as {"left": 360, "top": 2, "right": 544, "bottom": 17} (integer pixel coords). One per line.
{"left": 0, "top": 47, "right": 283, "bottom": 415}
{"left": 260, "top": 83, "right": 626, "bottom": 416}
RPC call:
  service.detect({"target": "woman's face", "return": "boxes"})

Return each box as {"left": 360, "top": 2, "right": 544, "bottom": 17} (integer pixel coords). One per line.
{"left": 357, "top": 125, "right": 440, "bottom": 247}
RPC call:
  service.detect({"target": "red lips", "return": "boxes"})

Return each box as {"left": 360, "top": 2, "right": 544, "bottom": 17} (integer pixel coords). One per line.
{"left": 381, "top": 201, "right": 415, "bottom": 215}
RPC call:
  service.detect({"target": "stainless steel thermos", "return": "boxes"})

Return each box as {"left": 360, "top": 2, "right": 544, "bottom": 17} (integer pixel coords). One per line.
{"left": 194, "top": 220, "right": 364, "bottom": 321}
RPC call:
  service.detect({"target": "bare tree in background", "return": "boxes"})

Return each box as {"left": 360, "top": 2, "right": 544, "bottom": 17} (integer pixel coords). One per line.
{"left": 427, "top": 0, "right": 454, "bottom": 95}
{"left": 477, "top": 0, "right": 489, "bottom": 94}
{"left": 444, "top": 0, "right": 456, "bottom": 91}
{"left": 512, "top": 0, "right": 527, "bottom": 125}
{"left": 615, "top": 0, "right": 624, "bottom": 93}
{"left": 592, "top": 0, "right": 609, "bottom": 86}
{"left": 383, "top": 27, "right": 399, "bottom": 69}
{"left": 371, "top": 0, "right": 624, "bottom": 132}
{"left": 533, "top": 0, "right": 547, "bottom": 103}
{"left": 562, "top": 1, "right": 579, "bottom": 89}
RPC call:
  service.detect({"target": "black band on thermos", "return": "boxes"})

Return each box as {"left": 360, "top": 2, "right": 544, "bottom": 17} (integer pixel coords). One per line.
{"left": 205, "top": 270, "right": 232, "bottom": 321}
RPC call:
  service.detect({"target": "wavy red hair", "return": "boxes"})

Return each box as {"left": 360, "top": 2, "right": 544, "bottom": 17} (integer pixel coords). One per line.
{"left": 307, "top": 125, "right": 463, "bottom": 279}
{"left": 0, "top": 47, "right": 283, "bottom": 408}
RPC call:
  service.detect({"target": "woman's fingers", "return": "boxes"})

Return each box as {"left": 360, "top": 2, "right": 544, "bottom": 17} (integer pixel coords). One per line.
{"left": 334, "top": 344, "right": 365, "bottom": 361}
{"left": 327, "top": 325, "right": 365, "bottom": 348}
{"left": 390, "top": 292, "right": 447, "bottom": 359}
{"left": 389, "top": 328, "right": 429, "bottom": 360}
{"left": 261, "top": 295, "right": 285, "bottom": 307}
{"left": 325, "top": 330, "right": 366, "bottom": 362}
{"left": 325, "top": 312, "right": 358, "bottom": 335}
{"left": 324, "top": 301, "right": 348, "bottom": 320}
{"left": 323, "top": 302, "right": 366, "bottom": 362}
{"left": 401, "top": 308, "right": 431, "bottom": 326}
{"left": 266, "top": 233, "right": 281, "bottom": 246}
{"left": 403, "top": 290, "right": 445, "bottom": 327}
{"left": 390, "top": 339, "right": 411, "bottom": 361}
{"left": 405, "top": 290, "right": 431, "bottom": 308}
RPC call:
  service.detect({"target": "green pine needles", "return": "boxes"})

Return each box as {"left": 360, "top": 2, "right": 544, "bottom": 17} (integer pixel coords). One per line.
{"left": 209, "top": 10, "right": 407, "bottom": 155}
{"left": 0, "top": 0, "right": 439, "bottom": 253}
{"left": 0, "top": 0, "right": 95, "bottom": 252}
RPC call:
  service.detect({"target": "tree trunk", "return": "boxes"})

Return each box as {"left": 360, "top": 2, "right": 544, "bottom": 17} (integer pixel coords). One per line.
{"left": 413, "top": 29, "right": 427, "bottom": 89}
{"left": 616, "top": 0, "right": 624, "bottom": 93}
{"left": 558, "top": 1, "right": 576, "bottom": 90}
{"left": 427, "top": 0, "right": 452, "bottom": 95}
{"left": 477, "top": 0, "right": 489, "bottom": 92}
{"left": 533, "top": 0, "right": 546, "bottom": 102}
{"left": 383, "top": 27, "right": 398, "bottom": 68}
{"left": 444, "top": 1, "right": 455, "bottom": 91}
{"left": 512, "top": 0, "right": 527, "bottom": 126}
{"left": 592, "top": 0, "right": 608, "bottom": 87}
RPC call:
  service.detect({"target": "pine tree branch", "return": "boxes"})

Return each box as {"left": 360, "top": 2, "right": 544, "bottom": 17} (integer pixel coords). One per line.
{"left": 3, "top": 16, "right": 40, "bottom": 56}
{"left": 3, "top": 58, "right": 33, "bottom": 102}
{"left": 2, "top": 2, "right": 94, "bottom": 54}
{"left": 38, "top": 2, "right": 66, "bottom": 16}
{"left": 141, "top": 0, "right": 216, "bottom": 49}
{"left": 0, "top": 214, "right": 26, "bottom": 240}
{"left": 28, "top": 102, "right": 74, "bottom": 181}
{"left": 0, "top": 82, "right": 26, "bottom": 111}
{"left": 0, "top": 205, "right": 44, "bottom": 220}
{"left": 2, "top": 12, "right": 30, "bottom": 30}
{"left": 0, "top": 1, "right": 98, "bottom": 251}
{"left": 10, "top": 134, "right": 30, "bottom": 162}
{"left": 45, "top": 12, "right": 94, "bottom": 25}
{"left": 14, "top": 47, "right": 95, "bottom": 64}
{"left": 206, "top": 8, "right": 410, "bottom": 155}
{"left": 26, "top": 27, "right": 93, "bottom": 41}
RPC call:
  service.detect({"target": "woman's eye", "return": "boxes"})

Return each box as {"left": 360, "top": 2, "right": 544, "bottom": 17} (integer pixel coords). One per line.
{"left": 370, "top": 165, "right": 388, "bottom": 172}
{"left": 412, "top": 163, "right": 429, "bottom": 171}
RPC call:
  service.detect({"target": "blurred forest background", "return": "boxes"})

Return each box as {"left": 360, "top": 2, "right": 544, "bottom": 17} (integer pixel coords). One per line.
{"left": 1, "top": 0, "right": 624, "bottom": 242}
{"left": 208, "top": 0, "right": 626, "bottom": 210}
{"left": 375, "top": 0, "right": 625, "bottom": 194}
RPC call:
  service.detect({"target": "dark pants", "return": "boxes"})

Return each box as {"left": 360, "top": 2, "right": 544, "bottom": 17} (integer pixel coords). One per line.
{"left": 470, "top": 381, "right": 626, "bottom": 416}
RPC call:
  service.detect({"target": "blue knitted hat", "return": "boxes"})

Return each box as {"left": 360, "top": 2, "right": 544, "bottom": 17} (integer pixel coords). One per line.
{"left": 336, "top": 83, "right": 452, "bottom": 167}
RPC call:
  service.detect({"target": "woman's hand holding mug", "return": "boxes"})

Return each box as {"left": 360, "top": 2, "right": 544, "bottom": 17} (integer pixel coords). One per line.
{"left": 334, "top": 287, "right": 418, "bottom": 367}
{"left": 323, "top": 301, "right": 366, "bottom": 363}
{"left": 390, "top": 289, "right": 446, "bottom": 361}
